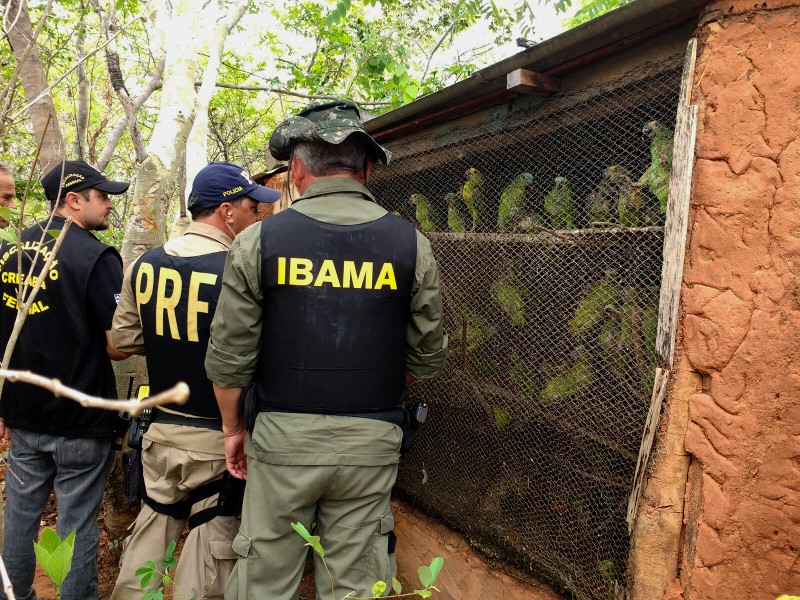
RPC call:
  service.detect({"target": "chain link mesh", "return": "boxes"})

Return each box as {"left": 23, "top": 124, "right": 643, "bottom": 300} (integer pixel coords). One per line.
{"left": 367, "top": 57, "right": 683, "bottom": 599}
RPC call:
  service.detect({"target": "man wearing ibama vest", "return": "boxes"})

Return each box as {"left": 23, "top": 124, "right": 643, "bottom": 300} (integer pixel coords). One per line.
{"left": 205, "top": 100, "right": 449, "bottom": 600}
{"left": 110, "top": 162, "right": 280, "bottom": 600}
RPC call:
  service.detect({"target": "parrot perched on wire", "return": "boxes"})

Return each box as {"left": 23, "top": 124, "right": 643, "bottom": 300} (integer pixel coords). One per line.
{"left": 544, "top": 176, "right": 577, "bottom": 230}
{"left": 586, "top": 167, "right": 618, "bottom": 226}
{"left": 461, "top": 167, "right": 488, "bottom": 231}
{"left": 569, "top": 268, "right": 621, "bottom": 337}
{"left": 497, "top": 172, "right": 534, "bottom": 232}
{"left": 409, "top": 193, "right": 444, "bottom": 232}
{"left": 445, "top": 192, "right": 469, "bottom": 233}
{"left": 491, "top": 262, "right": 527, "bottom": 326}
{"left": 610, "top": 165, "right": 655, "bottom": 228}
{"left": 639, "top": 120, "right": 674, "bottom": 213}
{"left": 539, "top": 345, "right": 594, "bottom": 404}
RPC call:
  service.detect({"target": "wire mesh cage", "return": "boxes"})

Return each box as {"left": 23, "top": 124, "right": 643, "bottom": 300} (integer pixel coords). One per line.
{"left": 368, "top": 56, "right": 684, "bottom": 599}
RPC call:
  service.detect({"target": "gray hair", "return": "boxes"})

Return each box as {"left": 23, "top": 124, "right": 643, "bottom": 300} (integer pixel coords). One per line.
{"left": 293, "top": 138, "right": 368, "bottom": 177}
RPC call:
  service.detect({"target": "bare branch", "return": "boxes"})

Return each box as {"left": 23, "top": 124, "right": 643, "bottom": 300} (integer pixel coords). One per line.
{"left": 0, "top": 555, "right": 15, "bottom": 600}
{"left": 0, "top": 0, "right": 54, "bottom": 128}
{"left": 97, "top": 56, "right": 164, "bottom": 170}
{"left": 0, "top": 371, "right": 190, "bottom": 417}
{"left": 9, "top": 3, "right": 151, "bottom": 123}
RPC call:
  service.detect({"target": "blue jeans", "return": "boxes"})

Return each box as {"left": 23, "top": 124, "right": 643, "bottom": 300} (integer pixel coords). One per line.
{"left": 1, "top": 430, "right": 114, "bottom": 600}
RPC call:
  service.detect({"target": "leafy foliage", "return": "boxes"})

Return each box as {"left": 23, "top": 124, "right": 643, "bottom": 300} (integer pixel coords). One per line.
{"left": 135, "top": 540, "right": 197, "bottom": 600}
{"left": 564, "top": 0, "right": 633, "bottom": 28}
{"left": 33, "top": 528, "right": 76, "bottom": 599}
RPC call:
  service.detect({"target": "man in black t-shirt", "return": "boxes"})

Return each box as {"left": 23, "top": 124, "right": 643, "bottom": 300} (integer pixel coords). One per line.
{"left": 0, "top": 160, "right": 130, "bottom": 600}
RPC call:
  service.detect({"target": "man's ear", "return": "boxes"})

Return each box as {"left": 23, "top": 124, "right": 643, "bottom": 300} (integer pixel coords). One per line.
{"left": 218, "top": 202, "right": 233, "bottom": 219}
{"left": 364, "top": 157, "right": 374, "bottom": 183}
{"left": 64, "top": 191, "right": 83, "bottom": 211}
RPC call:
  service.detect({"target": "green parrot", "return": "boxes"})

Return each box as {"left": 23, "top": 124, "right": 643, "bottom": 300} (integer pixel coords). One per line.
{"left": 597, "top": 286, "right": 639, "bottom": 378}
{"left": 445, "top": 192, "right": 469, "bottom": 233}
{"left": 497, "top": 172, "right": 534, "bottom": 232}
{"left": 569, "top": 268, "right": 621, "bottom": 337}
{"left": 543, "top": 176, "right": 577, "bottom": 230}
{"left": 539, "top": 345, "right": 594, "bottom": 404}
{"left": 491, "top": 263, "right": 527, "bottom": 326}
{"left": 409, "top": 193, "right": 443, "bottom": 232}
{"left": 609, "top": 165, "right": 652, "bottom": 228}
{"left": 586, "top": 167, "right": 618, "bottom": 226}
{"left": 639, "top": 120, "right": 674, "bottom": 213}
{"left": 509, "top": 352, "right": 536, "bottom": 394}
{"left": 461, "top": 167, "right": 487, "bottom": 231}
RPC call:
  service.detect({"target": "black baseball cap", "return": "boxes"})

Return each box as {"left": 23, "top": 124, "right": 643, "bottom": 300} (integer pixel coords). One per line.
{"left": 188, "top": 162, "right": 281, "bottom": 212}
{"left": 41, "top": 160, "right": 130, "bottom": 202}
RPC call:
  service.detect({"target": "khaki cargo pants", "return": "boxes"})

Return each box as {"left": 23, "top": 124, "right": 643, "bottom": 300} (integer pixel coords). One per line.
{"left": 226, "top": 412, "right": 401, "bottom": 600}
{"left": 112, "top": 438, "right": 239, "bottom": 600}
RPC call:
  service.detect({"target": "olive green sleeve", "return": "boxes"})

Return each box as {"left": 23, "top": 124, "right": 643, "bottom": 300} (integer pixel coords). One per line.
{"left": 205, "top": 224, "right": 263, "bottom": 388}
{"left": 405, "top": 232, "right": 448, "bottom": 380}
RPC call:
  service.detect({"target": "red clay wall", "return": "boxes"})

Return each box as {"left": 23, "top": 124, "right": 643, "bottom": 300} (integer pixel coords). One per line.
{"left": 392, "top": 500, "right": 562, "bottom": 599}
{"left": 670, "top": 2, "right": 800, "bottom": 598}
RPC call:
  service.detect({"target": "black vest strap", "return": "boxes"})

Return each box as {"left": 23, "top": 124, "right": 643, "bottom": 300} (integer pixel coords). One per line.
{"left": 140, "top": 474, "right": 223, "bottom": 520}
{"left": 257, "top": 209, "right": 416, "bottom": 414}
{"left": 133, "top": 247, "right": 227, "bottom": 419}
{"left": 150, "top": 408, "right": 222, "bottom": 431}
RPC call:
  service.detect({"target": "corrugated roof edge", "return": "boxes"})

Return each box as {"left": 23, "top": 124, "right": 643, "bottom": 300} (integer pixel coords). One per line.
{"left": 365, "top": 0, "right": 707, "bottom": 140}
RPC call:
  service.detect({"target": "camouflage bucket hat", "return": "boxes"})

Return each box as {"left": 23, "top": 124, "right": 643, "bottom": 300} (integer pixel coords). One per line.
{"left": 268, "top": 99, "right": 392, "bottom": 165}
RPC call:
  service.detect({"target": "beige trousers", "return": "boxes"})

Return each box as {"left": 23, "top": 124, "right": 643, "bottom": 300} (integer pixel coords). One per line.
{"left": 111, "top": 437, "right": 239, "bottom": 600}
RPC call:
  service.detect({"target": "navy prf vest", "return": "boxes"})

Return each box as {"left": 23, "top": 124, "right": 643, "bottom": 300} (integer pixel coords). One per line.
{"left": 0, "top": 218, "right": 120, "bottom": 437}
{"left": 132, "top": 247, "right": 227, "bottom": 419}
{"left": 257, "top": 208, "right": 417, "bottom": 414}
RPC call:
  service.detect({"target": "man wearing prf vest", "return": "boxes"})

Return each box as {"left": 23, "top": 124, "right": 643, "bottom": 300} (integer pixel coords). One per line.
{"left": 0, "top": 160, "right": 130, "bottom": 600}
{"left": 205, "top": 100, "right": 448, "bottom": 600}
{"left": 110, "top": 162, "right": 280, "bottom": 600}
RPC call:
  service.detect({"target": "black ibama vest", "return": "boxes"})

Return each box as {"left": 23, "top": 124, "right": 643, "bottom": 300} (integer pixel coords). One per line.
{"left": 0, "top": 217, "right": 120, "bottom": 437}
{"left": 132, "top": 247, "right": 227, "bottom": 418}
{"left": 257, "top": 208, "right": 416, "bottom": 414}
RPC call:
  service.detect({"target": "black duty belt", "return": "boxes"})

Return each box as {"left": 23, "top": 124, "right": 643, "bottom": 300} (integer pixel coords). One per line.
{"left": 150, "top": 409, "right": 223, "bottom": 431}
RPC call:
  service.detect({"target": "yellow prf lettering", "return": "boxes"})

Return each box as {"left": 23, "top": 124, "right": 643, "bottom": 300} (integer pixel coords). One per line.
{"left": 314, "top": 260, "right": 341, "bottom": 287}
{"left": 374, "top": 263, "right": 397, "bottom": 290}
{"left": 155, "top": 267, "right": 182, "bottom": 340}
{"left": 135, "top": 263, "right": 154, "bottom": 318}
{"left": 289, "top": 258, "right": 313, "bottom": 285}
{"left": 186, "top": 271, "right": 217, "bottom": 342}
{"left": 342, "top": 261, "right": 373, "bottom": 289}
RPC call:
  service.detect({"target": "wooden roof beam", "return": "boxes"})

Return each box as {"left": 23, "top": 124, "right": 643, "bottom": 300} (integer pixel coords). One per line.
{"left": 507, "top": 69, "right": 562, "bottom": 96}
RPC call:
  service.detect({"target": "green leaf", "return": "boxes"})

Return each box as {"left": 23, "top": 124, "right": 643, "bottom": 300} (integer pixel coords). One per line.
{"left": 392, "top": 578, "right": 402, "bottom": 594}
{"left": 291, "top": 522, "right": 324, "bottom": 558}
{"left": 46, "top": 229, "right": 61, "bottom": 239}
{"left": 418, "top": 565, "right": 434, "bottom": 588}
{"left": 0, "top": 228, "right": 17, "bottom": 244}
{"left": 33, "top": 528, "right": 75, "bottom": 590}
{"left": 428, "top": 557, "right": 444, "bottom": 583}
{"left": 372, "top": 580, "right": 387, "bottom": 597}
{"left": 0, "top": 206, "right": 11, "bottom": 220}
{"left": 414, "top": 590, "right": 432, "bottom": 598}
{"left": 394, "top": 64, "right": 406, "bottom": 76}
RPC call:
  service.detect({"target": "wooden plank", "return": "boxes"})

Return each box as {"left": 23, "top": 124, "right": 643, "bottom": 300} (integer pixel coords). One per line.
{"left": 656, "top": 37, "right": 698, "bottom": 365}
{"left": 507, "top": 68, "right": 561, "bottom": 96}
{"left": 627, "top": 37, "right": 698, "bottom": 533}
{"left": 627, "top": 367, "right": 670, "bottom": 530}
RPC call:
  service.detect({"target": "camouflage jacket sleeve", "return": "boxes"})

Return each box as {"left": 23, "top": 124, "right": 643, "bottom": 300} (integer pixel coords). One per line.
{"left": 406, "top": 231, "right": 448, "bottom": 380}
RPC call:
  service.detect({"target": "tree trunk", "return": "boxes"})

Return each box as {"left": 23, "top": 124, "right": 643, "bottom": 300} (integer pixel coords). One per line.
{"left": 4, "top": 0, "right": 65, "bottom": 173}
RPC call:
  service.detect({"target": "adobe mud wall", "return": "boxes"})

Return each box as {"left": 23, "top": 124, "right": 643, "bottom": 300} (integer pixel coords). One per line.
{"left": 392, "top": 500, "right": 562, "bottom": 599}
{"left": 632, "top": 2, "right": 800, "bottom": 599}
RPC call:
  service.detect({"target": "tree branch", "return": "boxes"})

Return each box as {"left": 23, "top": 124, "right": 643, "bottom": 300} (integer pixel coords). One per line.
{"left": 9, "top": 3, "right": 150, "bottom": 122}
{"left": 0, "top": 371, "right": 190, "bottom": 416}
{"left": 210, "top": 82, "right": 392, "bottom": 105}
